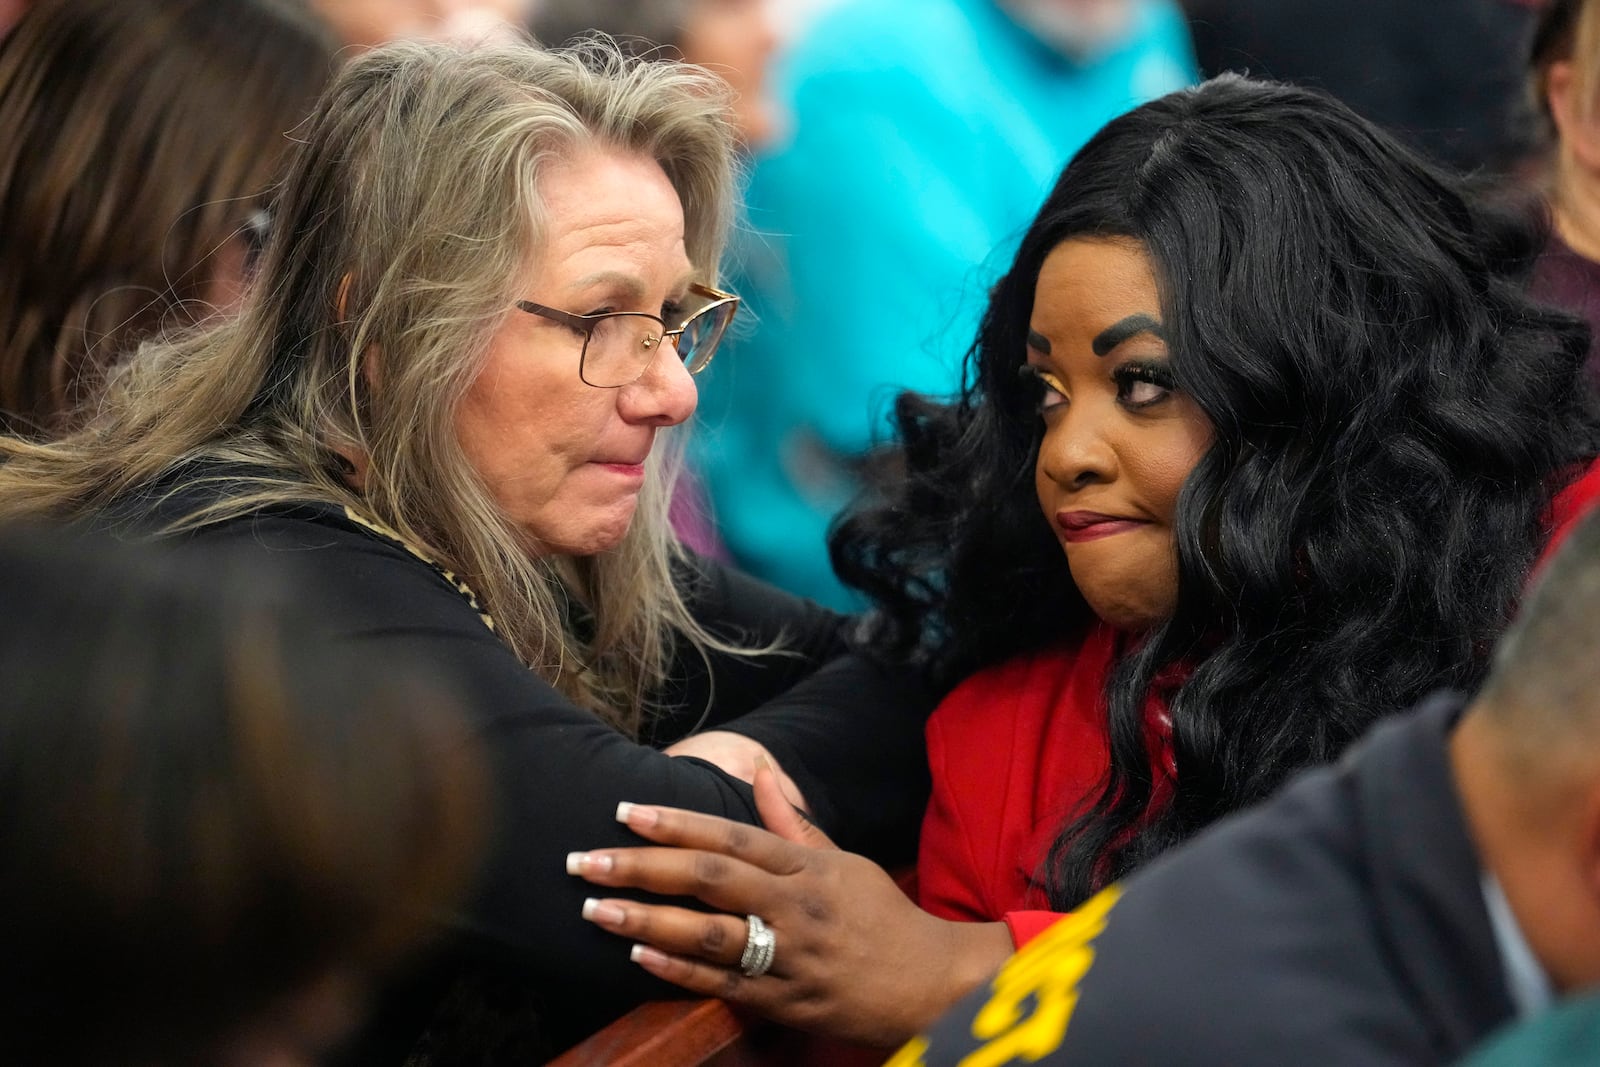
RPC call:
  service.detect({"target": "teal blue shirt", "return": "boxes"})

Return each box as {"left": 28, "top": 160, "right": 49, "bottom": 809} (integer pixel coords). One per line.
{"left": 1461, "top": 994, "right": 1600, "bottom": 1067}
{"left": 693, "top": 0, "right": 1197, "bottom": 607}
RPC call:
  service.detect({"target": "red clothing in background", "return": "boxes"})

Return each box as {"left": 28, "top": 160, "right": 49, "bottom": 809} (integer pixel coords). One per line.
{"left": 918, "top": 459, "right": 1600, "bottom": 949}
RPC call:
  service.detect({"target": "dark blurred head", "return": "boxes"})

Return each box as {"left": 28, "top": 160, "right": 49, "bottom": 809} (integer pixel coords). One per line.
{"left": 1459, "top": 505, "right": 1600, "bottom": 994}
{"left": 0, "top": 527, "right": 484, "bottom": 1066}
{"left": 0, "top": 0, "right": 338, "bottom": 433}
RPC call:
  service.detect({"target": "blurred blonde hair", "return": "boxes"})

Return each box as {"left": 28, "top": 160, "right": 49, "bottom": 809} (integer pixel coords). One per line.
{"left": 0, "top": 37, "right": 747, "bottom": 734}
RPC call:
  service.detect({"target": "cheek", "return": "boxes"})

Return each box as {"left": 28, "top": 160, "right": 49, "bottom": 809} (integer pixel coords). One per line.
{"left": 1034, "top": 453, "right": 1050, "bottom": 519}
{"left": 456, "top": 389, "right": 605, "bottom": 483}
{"left": 201, "top": 236, "right": 252, "bottom": 315}
{"left": 455, "top": 345, "right": 604, "bottom": 490}
{"left": 1135, "top": 419, "right": 1213, "bottom": 521}
{"left": 1137, "top": 449, "right": 1198, "bottom": 521}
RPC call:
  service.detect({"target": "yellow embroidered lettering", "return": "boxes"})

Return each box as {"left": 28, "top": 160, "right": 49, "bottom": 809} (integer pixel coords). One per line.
{"left": 958, "top": 885, "right": 1123, "bottom": 1067}
{"left": 884, "top": 1035, "right": 931, "bottom": 1067}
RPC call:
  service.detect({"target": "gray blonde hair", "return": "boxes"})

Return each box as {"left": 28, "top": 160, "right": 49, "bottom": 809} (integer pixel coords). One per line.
{"left": 0, "top": 37, "right": 746, "bottom": 734}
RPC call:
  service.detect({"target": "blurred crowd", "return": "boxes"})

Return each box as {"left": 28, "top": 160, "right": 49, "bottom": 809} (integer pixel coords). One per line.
{"left": 5, "top": 1, "right": 1600, "bottom": 1065}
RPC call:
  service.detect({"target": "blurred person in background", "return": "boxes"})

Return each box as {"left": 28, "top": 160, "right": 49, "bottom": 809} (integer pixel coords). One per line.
{"left": 691, "top": 0, "right": 1198, "bottom": 608}
{"left": 530, "top": 0, "right": 780, "bottom": 146}
{"left": 0, "top": 0, "right": 339, "bottom": 434}
{"left": 1184, "top": 0, "right": 1538, "bottom": 175}
{"left": 0, "top": 527, "right": 484, "bottom": 1067}
{"left": 1528, "top": 0, "right": 1600, "bottom": 376}
{"left": 312, "top": 0, "right": 532, "bottom": 47}
{"left": 1464, "top": 990, "right": 1600, "bottom": 1066}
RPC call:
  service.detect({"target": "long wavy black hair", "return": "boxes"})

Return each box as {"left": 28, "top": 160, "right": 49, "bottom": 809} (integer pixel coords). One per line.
{"left": 832, "top": 74, "right": 1600, "bottom": 909}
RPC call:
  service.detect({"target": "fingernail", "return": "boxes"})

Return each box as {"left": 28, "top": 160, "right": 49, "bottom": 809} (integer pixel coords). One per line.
{"left": 565, "top": 851, "right": 613, "bottom": 875}
{"left": 616, "top": 802, "right": 658, "bottom": 830}
{"left": 631, "top": 944, "right": 671, "bottom": 967}
{"left": 582, "top": 897, "right": 626, "bottom": 925}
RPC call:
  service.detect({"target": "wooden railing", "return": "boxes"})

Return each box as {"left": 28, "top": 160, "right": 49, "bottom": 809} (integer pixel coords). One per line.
{"left": 549, "top": 998, "right": 754, "bottom": 1067}
{"left": 549, "top": 998, "right": 888, "bottom": 1067}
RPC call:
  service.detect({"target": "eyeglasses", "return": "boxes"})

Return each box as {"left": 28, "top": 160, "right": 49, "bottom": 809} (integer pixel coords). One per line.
{"left": 516, "top": 282, "right": 740, "bottom": 388}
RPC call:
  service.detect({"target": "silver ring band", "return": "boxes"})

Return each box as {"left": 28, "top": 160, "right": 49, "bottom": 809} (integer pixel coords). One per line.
{"left": 740, "top": 913, "right": 776, "bottom": 978}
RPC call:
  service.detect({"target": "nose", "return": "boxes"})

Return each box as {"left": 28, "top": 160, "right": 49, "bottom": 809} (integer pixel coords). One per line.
{"left": 1037, "top": 404, "right": 1117, "bottom": 491}
{"left": 617, "top": 346, "right": 698, "bottom": 427}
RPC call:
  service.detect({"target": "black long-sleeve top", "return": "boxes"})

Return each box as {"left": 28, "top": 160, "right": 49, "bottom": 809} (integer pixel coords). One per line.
{"left": 107, "top": 473, "right": 934, "bottom": 1046}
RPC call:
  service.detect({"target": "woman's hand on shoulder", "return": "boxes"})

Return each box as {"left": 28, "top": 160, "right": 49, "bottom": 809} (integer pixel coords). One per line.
{"left": 566, "top": 762, "right": 1013, "bottom": 1047}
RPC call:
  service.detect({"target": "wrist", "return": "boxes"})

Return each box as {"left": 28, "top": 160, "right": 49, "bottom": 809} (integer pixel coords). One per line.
{"left": 901, "top": 918, "right": 1012, "bottom": 1039}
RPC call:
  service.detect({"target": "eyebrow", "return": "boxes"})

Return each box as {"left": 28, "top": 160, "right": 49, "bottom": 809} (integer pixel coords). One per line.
{"left": 572, "top": 269, "right": 697, "bottom": 303}
{"left": 1091, "top": 314, "right": 1166, "bottom": 357}
{"left": 1026, "top": 329, "right": 1052, "bottom": 355}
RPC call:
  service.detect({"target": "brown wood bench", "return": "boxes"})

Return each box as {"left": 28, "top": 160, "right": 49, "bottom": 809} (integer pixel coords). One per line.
{"left": 548, "top": 997, "right": 889, "bottom": 1067}
{"left": 548, "top": 998, "right": 754, "bottom": 1067}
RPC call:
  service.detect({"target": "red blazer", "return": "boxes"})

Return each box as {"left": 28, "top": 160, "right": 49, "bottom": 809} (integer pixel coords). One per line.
{"left": 916, "top": 460, "right": 1600, "bottom": 948}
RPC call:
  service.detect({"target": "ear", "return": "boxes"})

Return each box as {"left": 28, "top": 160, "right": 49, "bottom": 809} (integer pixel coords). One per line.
{"left": 1548, "top": 61, "right": 1600, "bottom": 174}
{"left": 332, "top": 274, "right": 383, "bottom": 391}
{"left": 326, "top": 438, "right": 366, "bottom": 486}
{"left": 1580, "top": 778, "right": 1600, "bottom": 902}
{"left": 335, "top": 273, "right": 354, "bottom": 321}
{"left": 359, "top": 343, "right": 381, "bottom": 392}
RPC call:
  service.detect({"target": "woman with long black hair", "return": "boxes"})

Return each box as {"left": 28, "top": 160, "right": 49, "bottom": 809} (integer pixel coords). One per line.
{"left": 569, "top": 74, "right": 1600, "bottom": 1045}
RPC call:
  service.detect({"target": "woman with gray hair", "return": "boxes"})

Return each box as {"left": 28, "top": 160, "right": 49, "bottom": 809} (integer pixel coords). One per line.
{"left": 0, "top": 36, "right": 930, "bottom": 1048}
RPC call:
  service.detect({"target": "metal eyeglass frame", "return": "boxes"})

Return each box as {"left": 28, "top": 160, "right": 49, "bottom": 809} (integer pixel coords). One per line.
{"left": 516, "top": 282, "right": 740, "bottom": 388}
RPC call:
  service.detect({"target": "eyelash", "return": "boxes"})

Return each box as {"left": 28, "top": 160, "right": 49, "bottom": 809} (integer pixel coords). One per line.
{"left": 1112, "top": 360, "right": 1176, "bottom": 408}
{"left": 1019, "top": 365, "right": 1066, "bottom": 414}
{"left": 1018, "top": 360, "right": 1177, "bottom": 414}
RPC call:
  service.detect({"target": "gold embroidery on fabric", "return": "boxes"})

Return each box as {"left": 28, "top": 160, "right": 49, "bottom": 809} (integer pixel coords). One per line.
{"left": 883, "top": 1035, "right": 931, "bottom": 1067}
{"left": 959, "top": 885, "right": 1123, "bottom": 1067}
{"left": 343, "top": 506, "right": 496, "bottom": 632}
